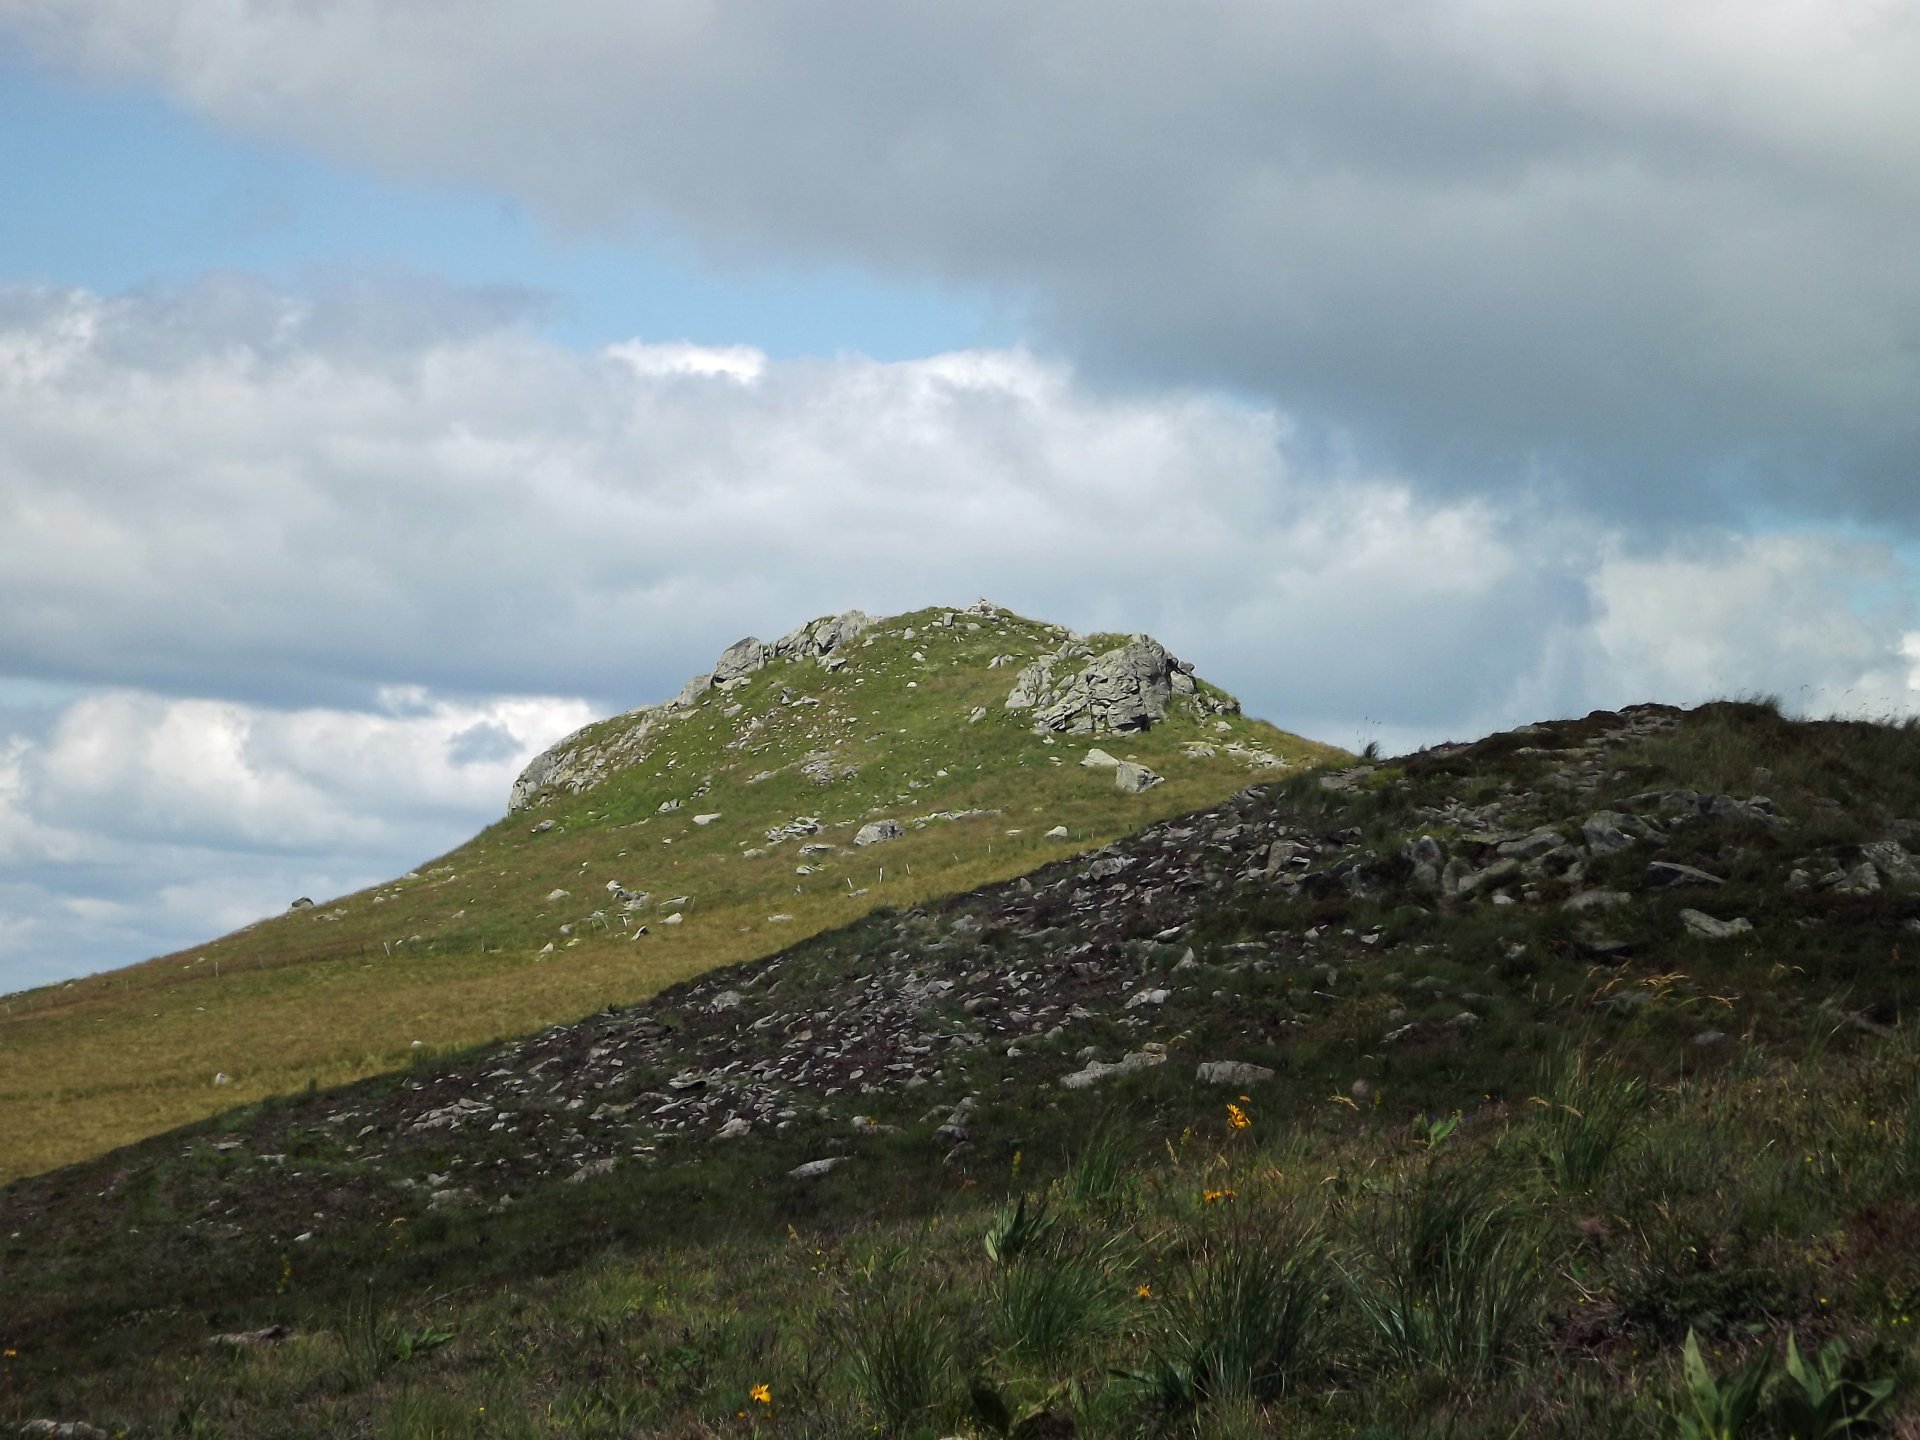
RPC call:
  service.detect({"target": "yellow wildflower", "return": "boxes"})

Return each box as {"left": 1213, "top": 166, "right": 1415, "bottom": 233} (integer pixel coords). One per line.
{"left": 1226, "top": 1103, "right": 1251, "bottom": 1131}
{"left": 751, "top": 1383, "right": 772, "bottom": 1405}
{"left": 1136, "top": 1284, "right": 1153, "bottom": 1299}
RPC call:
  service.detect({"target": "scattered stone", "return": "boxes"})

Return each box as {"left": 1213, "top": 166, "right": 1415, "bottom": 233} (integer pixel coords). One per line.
{"left": 545, "top": 888, "right": 570, "bottom": 902}
{"left": 1645, "top": 861, "right": 1725, "bottom": 888}
{"left": 1081, "top": 748, "right": 1122, "bottom": 769}
{"left": 1060, "top": 1050, "right": 1167, "bottom": 1090}
{"left": 1125, "top": 988, "right": 1171, "bottom": 1009}
{"left": 1564, "top": 889, "right": 1631, "bottom": 913}
{"left": 1832, "top": 862, "right": 1882, "bottom": 897}
{"left": 788, "top": 1157, "right": 848, "bottom": 1180}
{"left": 289, "top": 897, "right": 314, "bottom": 910}
{"left": 1114, "top": 761, "right": 1162, "bottom": 794}
{"left": 1044, "top": 825, "right": 1070, "bottom": 839}
{"left": 20, "top": 1423, "right": 110, "bottom": 1440}
{"left": 212, "top": 1072, "right": 230, "bottom": 1087}
{"left": 1691, "top": 1030, "right": 1731, "bottom": 1048}
{"left": 209, "top": 1324, "right": 293, "bottom": 1349}
{"left": 1195, "top": 1060, "right": 1274, "bottom": 1086}
{"left": 1680, "top": 910, "right": 1753, "bottom": 940}
{"left": 713, "top": 1117, "right": 752, "bottom": 1140}
{"left": 693, "top": 813, "right": 723, "bottom": 826}
{"left": 855, "top": 819, "right": 905, "bottom": 846}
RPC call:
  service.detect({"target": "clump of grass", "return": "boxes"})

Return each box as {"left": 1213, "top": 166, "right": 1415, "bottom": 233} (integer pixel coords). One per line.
{"left": 838, "top": 1249, "right": 961, "bottom": 1431}
{"left": 1143, "top": 1218, "right": 1332, "bottom": 1409}
{"left": 989, "top": 1230, "right": 1129, "bottom": 1371}
{"left": 1348, "top": 1164, "right": 1544, "bottom": 1381}
{"left": 1532, "top": 1043, "right": 1648, "bottom": 1193}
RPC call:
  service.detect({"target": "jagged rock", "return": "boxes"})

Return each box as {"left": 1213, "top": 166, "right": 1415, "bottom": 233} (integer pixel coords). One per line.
{"left": 1453, "top": 858, "right": 1521, "bottom": 897}
{"left": 1060, "top": 1050, "right": 1167, "bottom": 1090}
{"left": 1832, "top": 861, "right": 1882, "bottom": 896}
{"left": 713, "top": 1117, "right": 752, "bottom": 1140}
{"left": 1125, "top": 987, "right": 1171, "bottom": 1009}
{"left": 1007, "top": 635, "right": 1218, "bottom": 735}
{"left": 506, "top": 609, "right": 870, "bottom": 810}
{"left": 855, "top": 819, "right": 904, "bottom": 846}
{"left": 1681, "top": 909, "right": 1753, "bottom": 940}
{"left": 1862, "top": 840, "right": 1920, "bottom": 891}
{"left": 1195, "top": 1060, "right": 1274, "bottom": 1086}
{"left": 1044, "top": 825, "right": 1069, "bottom": 839}
{"left": 1646, "top": 860, "right": 1725, "bottom": 888}
{"left": 1404, "top": 835, "right": 1444, "bottom": 891}
{"left": 1081, "top": 747, "right": 1122, "bottom": 769}
{"left": 1114, "top": 761, "right": 1162, "bottom": 794}
{"left": 1498, "top": 827, "right": 1568, "bottom": 861}
{"left": 711, "top": 636, "right": 769, "bottom": 684}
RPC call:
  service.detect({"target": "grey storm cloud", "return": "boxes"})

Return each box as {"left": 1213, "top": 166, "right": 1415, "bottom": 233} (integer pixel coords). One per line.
{"left": 6, "top": 0, "right": 1920, "bottom": 524}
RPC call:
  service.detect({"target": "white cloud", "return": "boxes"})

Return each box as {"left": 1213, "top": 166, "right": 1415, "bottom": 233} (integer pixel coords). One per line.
{"left": 0, "top": 685, "right": 593, "bottom": 992}
{"left": 0, "top": 277, "right": 1915, "bottom": 987}
{"left": 6, "top": 2, "right": 1918, "bottom": 523}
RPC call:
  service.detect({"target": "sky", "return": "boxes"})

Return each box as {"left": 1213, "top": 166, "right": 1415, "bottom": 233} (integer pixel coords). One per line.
{"left": 3, "top": 1, "right": 1919, "bottom": 991}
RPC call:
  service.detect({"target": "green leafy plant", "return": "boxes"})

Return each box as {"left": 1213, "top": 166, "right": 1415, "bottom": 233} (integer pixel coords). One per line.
{"left": 1411, "top": 1110, "right": 1460, "bottom": 1149}
{"left": 1773, "top": 1332, "right": 1895, "bottom": 1438}
{"left": 1669, "top": 1329, "right": 1775, "bottom": 1440}
{"left": 985, "top": 1193, "right": 1058, "bottom": 1266}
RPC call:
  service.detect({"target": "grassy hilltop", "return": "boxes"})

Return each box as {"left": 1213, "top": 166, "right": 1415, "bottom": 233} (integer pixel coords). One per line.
{"left": 0, "top": 603, "right": 1343, "bottom": 1181}
{"left": 9, "top": 701, "right": 1920, "bottom": 1436}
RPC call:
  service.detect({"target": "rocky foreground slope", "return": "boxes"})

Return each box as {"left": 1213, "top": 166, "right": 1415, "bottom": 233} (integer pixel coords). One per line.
{"left": 10, "top": 697, "right": 1920, "bottom": 1437}
{"left": 10, "top": 697, "right": 1918, "bottom": 1244}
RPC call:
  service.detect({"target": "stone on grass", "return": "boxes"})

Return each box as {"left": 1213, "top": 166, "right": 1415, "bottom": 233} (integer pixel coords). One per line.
{"left": 854, "top": 819, "right": 904, "bottom": 846}
{"left": 1195, "top": 1060, "right": 1274, "bottom": 1086}
{"left": 1114, "top": 761, "right": 1162, "bottom": 794}
{"left": 1060, "top": 1050, "right": 1166, "bottom": 1090}
{"left": 1080, "top": 747, "right": 1122, "bottom": 769}
{"left": 788, "top": 1157, "right": 848, "bottom": 1180}
{"left": 1645, "top": 860, "right": 1725, "bottom": 888}
{"left": 1680, "top": 909, "right": 1753, "bottom": 940}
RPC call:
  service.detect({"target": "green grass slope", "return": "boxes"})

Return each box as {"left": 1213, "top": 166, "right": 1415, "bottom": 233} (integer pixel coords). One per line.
{"left": 10, "top": 701, "right": 1920, "bottom": 1437}
{"left": 0, "top": 604, "right": 1344, "bottom": 1182}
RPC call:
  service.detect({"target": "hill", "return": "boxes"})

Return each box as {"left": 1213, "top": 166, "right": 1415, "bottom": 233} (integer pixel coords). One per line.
{"left": 0, "top": 602, "right": 1343, "bottom": 1182}
{"left": 8, "top": 699, "right": 1920, "bottom": 1437}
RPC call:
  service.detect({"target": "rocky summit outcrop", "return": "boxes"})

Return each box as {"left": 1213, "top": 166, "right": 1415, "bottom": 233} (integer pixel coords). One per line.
{"left": 508, "top": 609, "right": 874, "bottom": 811}
{"left": 1004, "top": 634, "right": 1233, "bottom": 735}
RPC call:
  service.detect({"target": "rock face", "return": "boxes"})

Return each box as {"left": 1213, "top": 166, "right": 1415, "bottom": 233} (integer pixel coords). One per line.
{"left": 1005, "top": 635, "right": 1226, "bottom": 736}
{"left": 507, "top": 609, "right": 872, "bottom": 811}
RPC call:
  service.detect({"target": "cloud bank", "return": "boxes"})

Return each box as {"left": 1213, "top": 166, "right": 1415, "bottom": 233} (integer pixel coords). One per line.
{"left": 1, "top": 276, "right": 1914, "bottom": 987}
{"left": 7, "top": 1, "right": 1919, "bottom": 523}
